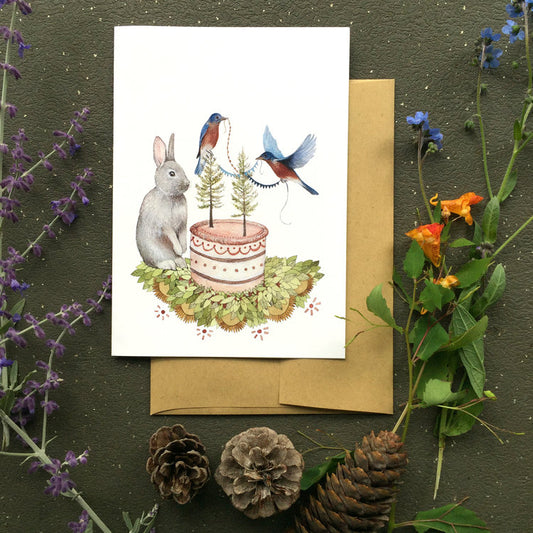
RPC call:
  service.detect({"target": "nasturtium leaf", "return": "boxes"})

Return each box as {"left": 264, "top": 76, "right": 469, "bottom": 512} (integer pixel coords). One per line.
{"left": 409, "top": 315, "right": 449, "bottom": 360}
{"left": 499, "top": 169, "right": 518, "bottom": 202}
{"left": 472, "top": 221, "right": 483, "bottom": 246}
{"left": 414, "top": 502, "right": 489, "bottom": 532}
{"left": 456, "top": 257, "right": 491, "bottom": 288}
{"left": 443, "top": 390, "right": 484, "bottom": 437}
{"left": 449, "top": 238, "right": 476, "bottom": 248}
{"left": 403, "top": 240, "right": 425, "bottom": 279}
{"left": 419, "top": 280, "right": 455, "bottom": 312}
{"left": 481, "top": 197, "right": 500, "bottom": 244}
{"left": 442, "top": 314, "right": 488, "bottom": 352}
{"left": 421, "top": 378, "right": 462, "bottom": 406}
{"left": 300, "top": 451, "right": 346, "bottom": 490}
{"left": 470, "top": 263, "right": 506, "bottom": 317}
{"left": 451, "top": 305, "right": 486, "bottom": 397}
{"left": 366, "top": 284, "right": 402, "bottom": 332}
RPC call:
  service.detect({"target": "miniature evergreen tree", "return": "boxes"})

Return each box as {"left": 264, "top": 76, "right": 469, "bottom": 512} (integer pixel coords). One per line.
{"left": 196, "top": 152, "right": 224, "bottom": 227}
{"left": 231, "top": 149, "right": 258, "bottom": 236}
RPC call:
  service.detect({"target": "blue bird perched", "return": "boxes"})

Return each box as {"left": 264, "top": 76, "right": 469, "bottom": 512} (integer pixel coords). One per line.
{"left": 256, "top": 125, "right": 318, "bottom": 195}
{"left": 195, "top": 112, "right": 227, "bottom": 175}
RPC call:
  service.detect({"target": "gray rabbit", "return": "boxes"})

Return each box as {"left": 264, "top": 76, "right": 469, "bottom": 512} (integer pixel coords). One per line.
{"left": 136, "top": 134, "right": 190, "bottom": 270}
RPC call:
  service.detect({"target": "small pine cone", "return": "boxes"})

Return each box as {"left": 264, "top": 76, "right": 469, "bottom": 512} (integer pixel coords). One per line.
{"left": 295, "top": 430, "right": 407, "bottom": 532}
{"left": 215, "top": 426, "right": 304, "bottom": 519}
{"left": 146, "top": 424, "right": 210, "bottom": 504}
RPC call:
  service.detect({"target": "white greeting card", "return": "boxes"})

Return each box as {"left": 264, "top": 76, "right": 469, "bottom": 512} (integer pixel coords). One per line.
{"left": 112, "top": 26, "right": 349, "bottom": 358}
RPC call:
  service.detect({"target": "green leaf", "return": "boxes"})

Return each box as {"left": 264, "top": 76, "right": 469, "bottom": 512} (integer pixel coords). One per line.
{"left": 414, "top": 502, "right": 489, "bottom": 532}
{"left": 403, "top": 240, "right": 425, "bottom": 278}
{"left": 470, "top": 263, "right": 506, "bottom": 317}
{"left": 472, "top": 221, "right": 483, "bottom": 246}
{"left": 415, "top": 352, "right": 457, "bottom": 401}
{"left": 450, "top": 305, "right": 486, "bottom": 397}
{"left": 410, "top": 315, "right": 449, "bottom": 360}
{"left": 9, "top": 298, "right": 26, "bottom": 317}
{"left": 442, "top": 314, "right": 488, "bottom": 352}
{"left": 456, "top": 257, "right": 491, "bottom": 288}
{"left": 499, "top": 169, "right": 518, "bottom": 202}
{"left": 419, "top": 280, "right": 455, "bottom": 312}
{"left": 513, "top": 119, "right": 522, "bottom": 142}
{"left": 443, "top": 390, "right": 485, "bottom": 437}
{"left": 448, "top": 238, "right": 475, "bottom": 248}
{"left": 366, "top": 284, "right": 402, "bottom": 332}
{"left": 481, "top": 197, "right": 500, "bottom": 244}
{"left": 300, "top": 452, "right": 346, "bottom": 490}
{"left": 421, "top": 378, "right": 463, "bottom": 406}
{"left": 122, "top": 512, "right": 133, "bottom": 529}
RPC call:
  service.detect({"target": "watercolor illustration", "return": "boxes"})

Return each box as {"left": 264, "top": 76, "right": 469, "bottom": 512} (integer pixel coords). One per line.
{"left": 131, "top": 114, "right": 324, "bottom": 332}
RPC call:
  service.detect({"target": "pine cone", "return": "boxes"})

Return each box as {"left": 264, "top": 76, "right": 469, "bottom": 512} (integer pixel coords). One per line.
{"left": 295, "top": 430, "right": 407, "bottom": 532}
{"left": 215, "top": 426, "right": 304, "bottom": 519}
{"left": 146, "top": 424, "right": 210, "bottom": 504}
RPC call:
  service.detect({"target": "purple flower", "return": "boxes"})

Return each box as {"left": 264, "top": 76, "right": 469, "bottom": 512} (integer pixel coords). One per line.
{"left": 6, "top": 327, "right": 27, "bottom": 347}
{"left": 45, "top": 339, "right": 66, "bottom": 357}
{"left": 44, "top": 471, "right": 76, "bottom": 497}
{"left": 31, "top": 243, "right": 43, "bottom": 257}
{"left": 10, "top": 278, "right": 29, "bottom": 295}
{"left": 65, "top": 450, "right": 78, "bottom": 467}
{"left": 38, "top": 151, "right": 54, "bottom": 171}
{"left": 502, "top": 19, "right": 525, "bottom": 43}
{"left": 40, "top": 400, "right": 59, "bottom": 415}
{"left": 35, "top": 360, "right": 49, "bottom": 371}
{"left": 68, "top": 510, "right": 90, "bottom": 533}
{"left": 43, "top": 224, "right": 56, "bottom": 238}
{"left": 0, "top": 351, "right": 13, "bottom": 376}
{"left": 17, "top": 40, "right": 30, "bottom": 58}
{"left": 0, "top": 62, "right": 21, "bottom": 79}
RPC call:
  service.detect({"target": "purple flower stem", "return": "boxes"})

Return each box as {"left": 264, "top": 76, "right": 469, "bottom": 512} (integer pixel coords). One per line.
{"left": 0, "top": 409, "right": 112, "bottom": 533}
{"left": 0, "top": 4, "right": 17, "bottom": 178}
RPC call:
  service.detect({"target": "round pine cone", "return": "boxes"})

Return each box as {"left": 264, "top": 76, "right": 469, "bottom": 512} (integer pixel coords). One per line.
{"left": 215, "top": 426, "right": 304, "bottom": 519}
{"left": 295, "top": 430, "right": 408, "bottom": 532}
{"left": 146, "top": 424, "right": 210, "bottom": 504}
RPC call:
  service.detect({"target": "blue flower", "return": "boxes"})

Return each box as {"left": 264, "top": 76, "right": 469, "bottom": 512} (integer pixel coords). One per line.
{"left": 506, "top": 2, "right": 523, "bottom": 18}
{"left": 480, "top": 27, "right": 501, "bottom": 42}
{"left": 428, "top": 128, "right": 443, "bottom": 150}
{"left": 480, "top": 45, "right": 503, "bottom": 69}
{"left": 502, "top": 19, "right": 525, "bottom": 43}
{"left": 406, "top": 111, "right": 429, "bottom": 128}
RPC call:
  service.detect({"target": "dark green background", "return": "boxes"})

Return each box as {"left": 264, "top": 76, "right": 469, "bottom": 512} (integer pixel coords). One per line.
{"left": 1, "top": 1, "right": 531, "bottom": 532}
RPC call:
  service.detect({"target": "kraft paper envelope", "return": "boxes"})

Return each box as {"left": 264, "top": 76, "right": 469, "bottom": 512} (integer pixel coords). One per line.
{"left": 150, "top": 79, "right": 394, "bottom": 415}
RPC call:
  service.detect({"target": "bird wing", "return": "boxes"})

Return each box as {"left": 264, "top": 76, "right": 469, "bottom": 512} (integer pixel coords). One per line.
{"left": 283, "top": 134, "right": 317, "bottom": 169}
{"left": 263, "top": 126, "right": 284, "bottom": 159}
{"left": 196, "top": 121, "right": 209, "bottom": 157}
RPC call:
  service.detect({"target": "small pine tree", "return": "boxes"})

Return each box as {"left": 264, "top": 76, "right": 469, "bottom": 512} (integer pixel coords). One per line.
{"left": 231, "top": 149, "right": 258, "bottom": 236}
{"left": 196, "top": 152, "right": 224, "bottom": 227}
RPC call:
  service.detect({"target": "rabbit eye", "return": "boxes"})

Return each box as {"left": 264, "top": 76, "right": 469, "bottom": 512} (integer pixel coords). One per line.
{"left": 169, "top": 170, "right": 176, "bottom": 177}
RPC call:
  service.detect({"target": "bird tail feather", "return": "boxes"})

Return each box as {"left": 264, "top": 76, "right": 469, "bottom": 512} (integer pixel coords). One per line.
{"left": 299, "top": 178, "right": 319, "bottom": 195}
{"left": 195, "top": 157, "right": 204, "bottom": 176}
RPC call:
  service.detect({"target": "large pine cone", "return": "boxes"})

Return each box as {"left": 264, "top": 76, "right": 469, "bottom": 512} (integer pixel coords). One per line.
{"left": 146, "top": 424, "right": 210, "bottom": 504}
{"left": 295, "top": 430, "right": 407, "bottom": 532}
{"left": 215, "top": 426, "right": 304, "bottom": 519}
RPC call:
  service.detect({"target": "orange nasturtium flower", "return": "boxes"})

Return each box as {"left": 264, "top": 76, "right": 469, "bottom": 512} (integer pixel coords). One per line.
{"left": 434, "top": 274, "right": 459, "bottom": 289}
{"left": 430, "top": 192, "right": 483, "bottom": 225}
{"left": 405, "top": 223, "right": 444, "bottom": 267}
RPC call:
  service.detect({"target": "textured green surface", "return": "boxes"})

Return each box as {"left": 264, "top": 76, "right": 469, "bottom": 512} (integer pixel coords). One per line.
{"left": 1, "top": 1, "right": 532, "bottom": 532}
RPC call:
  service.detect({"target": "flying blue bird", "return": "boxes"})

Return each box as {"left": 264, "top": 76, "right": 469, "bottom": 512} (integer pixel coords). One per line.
{"left": 256, "top": 125, "right": 318, "bottom": 195}
{"left": 195, "top": 112, "right": 227, "bottom": 175}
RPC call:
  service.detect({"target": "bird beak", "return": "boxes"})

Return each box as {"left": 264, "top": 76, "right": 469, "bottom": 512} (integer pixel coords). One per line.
{"left": 221, "top": 116, "right": 228, "bottom": 121}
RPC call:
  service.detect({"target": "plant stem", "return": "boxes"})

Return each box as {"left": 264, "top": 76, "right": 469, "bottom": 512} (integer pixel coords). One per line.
{"left": 417, "top": 130, "right": 434, "bottom": 222}
{"left": 0, "top": 2, "right": 16, "bottom": 187}
{"left": 433, "top": 409, "right": 447, "bottom": 499}
{"left": 0, "top": 409, "right": 112, "bottom": 533}
{"left": 524, "top": 1, "right": 532, "bottom": 93}
{"left": 492, "top": 213, "right": 533, "bottom": 258}
{"left": 476, "top": 66, "right": 493, "bottom": 199}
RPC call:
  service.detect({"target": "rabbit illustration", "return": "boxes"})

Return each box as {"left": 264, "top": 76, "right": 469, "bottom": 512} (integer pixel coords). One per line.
{"left": 136, "top": 134, "right": 190, "bottom": 270}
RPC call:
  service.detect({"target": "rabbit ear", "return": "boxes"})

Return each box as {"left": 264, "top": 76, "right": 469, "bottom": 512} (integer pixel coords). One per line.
{"left": 153, "top": 136, "right": 166, "bottom": 167}
{"left": 167, "top": 133, "right": 175, "bottom": 161}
